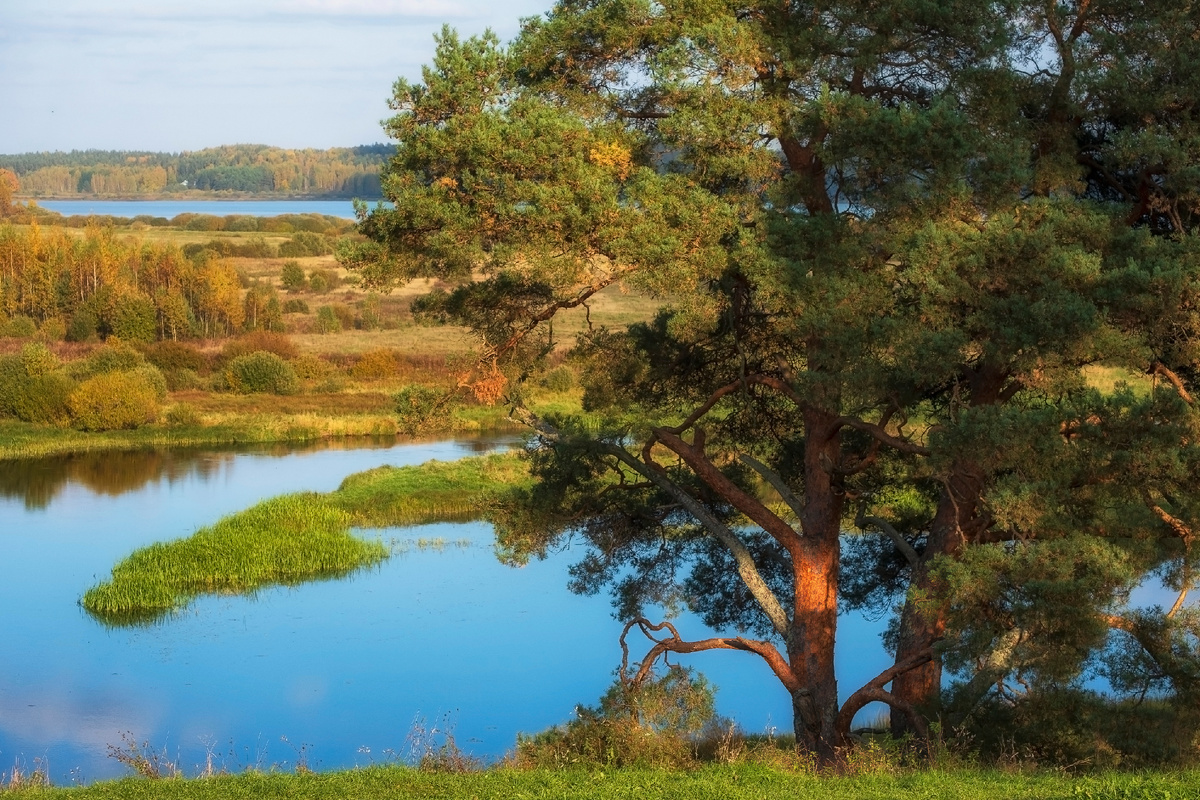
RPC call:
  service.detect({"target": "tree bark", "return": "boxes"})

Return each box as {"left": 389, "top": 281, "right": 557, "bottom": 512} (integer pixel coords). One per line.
{"left": 790, "top": 406, "right": 843, "bottom": 761}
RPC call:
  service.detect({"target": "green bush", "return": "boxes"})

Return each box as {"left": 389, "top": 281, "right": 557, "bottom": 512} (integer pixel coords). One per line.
{"left": 3, "top": 315, "right": 37, "bottom": 339}
{"left": 66, "top": 308, "right": 99, "bottom": 342}
{"left": 69, "top": 370, "right": 161, "bottom": 431}
{"left": 224, "top": 351, "right": 300, "bottom": 395}
{"left": 314, "top": 305, "right": 342, "bottom": 334}
{"left": 72, "top": 343, "right": 146, "bottom": 379}
{"left": 540, "top": 366, "right": 575, "bottom": 393}
{"left": 280, "top": 261, "right": 307, "bottom": 292}
{"left": 283, "top": 298, "right": 310, "bottom": 314}
{"left": 38, "top": 317, "right": 67, "bottom": 342}
{"left": 279, "top": 231, "right": 333, "bottom": 258}
{"left": 111, "top": 292, "right": 157, "bottom": 343}
{"left": 163, "top": 367, "right": 202, "bottom": 391}
{"left": 0, "top": 344, "right": 76, "bottom": 424}
{"left": 307, "top": 270, "right": 329, "bottom": 293}
{"left": 130, "top": 364, "right": 169, "bottom": 402}
{"left": 514, "top": 667, "right": 715, "bottom": 769}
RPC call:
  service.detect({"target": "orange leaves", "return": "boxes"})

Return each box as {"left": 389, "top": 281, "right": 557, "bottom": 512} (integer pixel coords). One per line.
{"left": 459, "top": 364, "right": 509, "bottom": 406}
{"left": 589, "top": 142, "right": 633, "bottom": 180}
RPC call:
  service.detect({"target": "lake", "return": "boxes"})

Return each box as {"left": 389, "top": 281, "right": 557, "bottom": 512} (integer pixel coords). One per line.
{"left": 33, "top": 200, "right": 383, "bottom": 220}
{"left": 0, "top": 437, "right": 892, "bottom": 784}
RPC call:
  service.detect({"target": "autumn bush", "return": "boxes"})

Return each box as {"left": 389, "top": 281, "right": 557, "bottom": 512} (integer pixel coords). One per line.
{"left": 144, "top": 340, "right": 209, "bottom": 374}
{"left": 282, "top": 298, "right": 310, "bottom": 314}
{"left": 351, "top": 348, "right": 400, "bottom": 380}
{"left": 224, "top": 351, "right": 300, "bottom": 395}
{"left": 222, "top": 331, "right": 299, "bottom": 362}
{"left": 0, "top": 343, "right": 76, "bottom": 425}
{"left": 69, "top": 370, "right": 162, "bottom": 431}
{"left": 291, "top": 353, "right": 339, "bottom": 381}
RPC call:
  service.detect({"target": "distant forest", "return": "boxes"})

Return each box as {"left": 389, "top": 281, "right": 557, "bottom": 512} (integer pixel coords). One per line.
{"left": 0, "top": 144, "right": 393, "bottom": 198}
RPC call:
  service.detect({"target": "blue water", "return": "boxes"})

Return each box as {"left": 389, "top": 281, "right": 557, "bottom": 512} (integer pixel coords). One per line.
{"left": 0, "top": 438, "right": 893, "bottom": 784}
{"left": 34, "top": 200, "right": 384, "bottom": 220}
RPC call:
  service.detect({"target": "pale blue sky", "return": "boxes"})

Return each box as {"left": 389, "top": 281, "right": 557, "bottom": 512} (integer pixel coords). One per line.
{"left": 0, "top": 0, "right": 553, "bottom": 154}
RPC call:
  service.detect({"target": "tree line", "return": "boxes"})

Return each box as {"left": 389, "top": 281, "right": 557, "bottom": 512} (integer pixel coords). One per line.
{"left": 0, "top": 222, "right": 275, "bottom": 342}
{"left": 0, "top": 144, "right": 392, "bottom": 197}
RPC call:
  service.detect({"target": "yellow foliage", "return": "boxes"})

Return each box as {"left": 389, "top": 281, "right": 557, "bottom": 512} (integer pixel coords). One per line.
{"left": 589, "top": 142, "right": 633, "bottom": 180}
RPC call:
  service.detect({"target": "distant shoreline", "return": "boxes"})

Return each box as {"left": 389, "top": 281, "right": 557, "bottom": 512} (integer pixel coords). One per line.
{"left": 16, "top": 193, "right": 383, "bottom": 202}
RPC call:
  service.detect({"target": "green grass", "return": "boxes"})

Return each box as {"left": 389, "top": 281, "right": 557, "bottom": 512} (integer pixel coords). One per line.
{"left": 81, "top": 452, "right": 529, "bottom": 625}
{"left": 81, "top": 495, "right": 388, "bottom": 625}
{"left": 4, "top": 765, "right": 1200, "bottom": 800}
{"left": 334, "top": 451, "right": 533, "bottom": 526}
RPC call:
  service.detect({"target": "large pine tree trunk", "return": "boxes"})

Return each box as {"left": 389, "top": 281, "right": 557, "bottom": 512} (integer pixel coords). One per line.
{"left": 791, "top": 407, "right": 843, "bottom": 761}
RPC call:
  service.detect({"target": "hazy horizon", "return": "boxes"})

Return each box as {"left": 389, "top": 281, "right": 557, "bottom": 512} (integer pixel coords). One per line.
{"left": 1, "top": 1, "right": 552, "bottom": 155}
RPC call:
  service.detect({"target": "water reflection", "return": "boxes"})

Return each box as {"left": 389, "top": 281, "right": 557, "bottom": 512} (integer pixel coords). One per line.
{"left": 0, "top": 436, "right": 510, "bottom": 510}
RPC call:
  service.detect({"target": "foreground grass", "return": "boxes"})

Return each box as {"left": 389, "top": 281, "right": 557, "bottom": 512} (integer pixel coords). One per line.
{"left": 5, "top": 765, "right": 1200, "bottom": 800}
{"left": 81, "top": 452, "right": 529, "bottom": 624}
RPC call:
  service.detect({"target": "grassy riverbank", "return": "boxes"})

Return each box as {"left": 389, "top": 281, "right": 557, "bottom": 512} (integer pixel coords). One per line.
{"left": 4, "top": 764, "right": 1199, "bottom": 800}
{"left": 81, "top": 451, "right": 529, "bottom": 624}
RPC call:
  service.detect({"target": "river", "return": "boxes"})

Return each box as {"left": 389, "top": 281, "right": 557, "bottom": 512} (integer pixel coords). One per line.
{"left": 0, "top": 437, "right": 891, "bottom": 783}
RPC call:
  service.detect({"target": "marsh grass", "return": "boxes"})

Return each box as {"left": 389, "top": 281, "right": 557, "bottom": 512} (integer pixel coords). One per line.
{"left": 82, "top": 494, "right": 388, "bottom": 624}
{"left": 82, "top": 452, "right": 528, "bottom": 624}
{"left": 334, "top": 452, "right": 531, "bottom": 527}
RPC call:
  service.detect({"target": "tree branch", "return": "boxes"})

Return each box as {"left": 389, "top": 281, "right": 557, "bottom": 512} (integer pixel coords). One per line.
{"left": 739, "top": 453, "right": 805, "bottom": 519}
{"left": 833, "top": 415, "right": 931, "bottom": 456}
{"left": 1152, "top": 362, "right": 1195, "bottom": 405}
{"left": 510, "top": 406, "right": 792, "bottom": 640}
{"left": 854, "top": 506, "right": 921, "bottom": 569}
{"left": 834, "top": 650, "right": 934, "bottom": 744}
{"left": 620, "top": 617, "right": 798, "bottom": 694}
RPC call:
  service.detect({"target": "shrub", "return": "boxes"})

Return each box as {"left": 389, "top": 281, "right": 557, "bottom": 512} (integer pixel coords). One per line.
{"left": 280, "top": 261, "right": 307, "bottom": 292}
{"left": 130, "top": 365, "right": 169, "bottom": 402}
{"left": 111, "top": 293, "right": 157, "bottom": 343}
{"left": 38, "top": 317, "right": 67, "bottom": 342}
{"left": 222, "top": 331, "right": 299, "bottom": 362}
{"left": 514, "top": 667, "right": 715, "bottom": 769}
{"left": 224, "top": 351, "right": 300, "bottom": 395}
{"left": 314, "top": 306, "right": 342, "bottom": 334}
{"left": 358, "top": 293, "right": 384, "bottom": 331}
{"left": 283, "top": 299, "right": 310, "bottom": 314}
{"left": 3, "top": 315, "right": 37, "bottom": 339}
{"left": 331, "top": 303, "right": 355, "bottom": 329}
{"left": 308, "top": 270, "right": 330, "bottom": 293}
{"left": 279, "top": 231, "right": 333, "bottom": 258}
{"left": 540, "top": 366, "right": 575, "bottom": 393}
{"left": 351, "top": 349, "right": 400, "bottom": 380}
{"left": 69, "top": 370, "right": 161, "bottom": 430}
{"left": 66, "top": 308, "right": 99, "bottom": 342}
{"left": 291, "top": 354, "right": 338, "bottom": 380}
{"left": 0, "top": 344, "right": 75, "bottom": 425}
{"left": 72, "top": 343, "right": 146, "bottom": 379}
{"left": 163, "top": 367, "right": 201, "bottom": 391}
{"left": 224, "top": 215, "right": 259, "bottom": 232}
{"left": 144, "top": 341, "right": 208, "bottom": 374}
